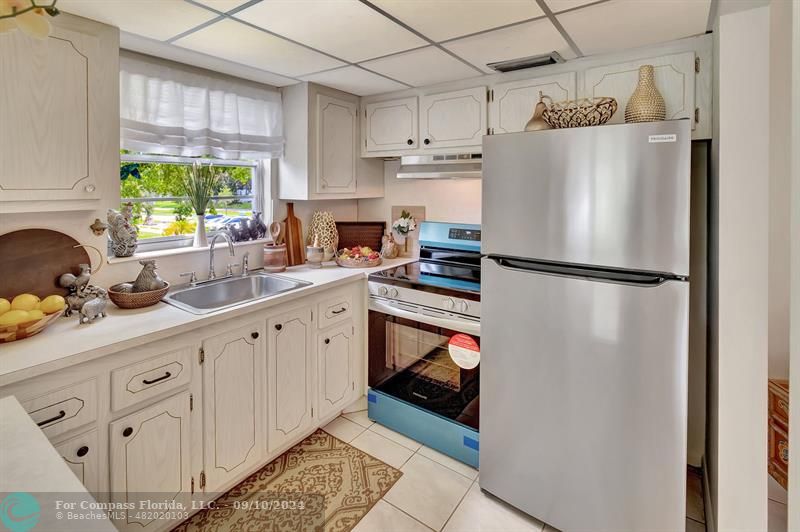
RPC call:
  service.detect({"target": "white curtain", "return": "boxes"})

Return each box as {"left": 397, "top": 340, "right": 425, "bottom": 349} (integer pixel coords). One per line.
{"left": 120, "top": 52, "right": 283, "bottom": 160}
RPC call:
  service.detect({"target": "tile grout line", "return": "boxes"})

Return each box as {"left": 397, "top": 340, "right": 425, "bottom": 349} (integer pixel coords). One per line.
{"left": 382, "top": 500, "right": 437, "bottom": 532}
{"left": 438, "top": 476, "right": 478, "bottom": 531}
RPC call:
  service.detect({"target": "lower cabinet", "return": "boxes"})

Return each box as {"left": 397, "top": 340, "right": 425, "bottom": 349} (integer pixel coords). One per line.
{"left": 109, "top": 391, "right": 192, "bottom": 531}
{"left": 54, "top": 429, "right": 99, "bottom": 496}
{"left": 201, "top": 323, "right": 266, "bottom": 492}
{"left": 267, "top": 306, "right": 315, "bottom": 453}
{"left": 318, "top": 321, "right": 356, "bottom": 420}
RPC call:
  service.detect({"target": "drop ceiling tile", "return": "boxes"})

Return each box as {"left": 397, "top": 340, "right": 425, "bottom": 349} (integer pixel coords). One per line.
{"left": 545, "top": 0, "right": 600, "bottom": 12}
{"left": 443, "top": 18, "right": 574, "bottom": 74}
{"left": 558, "top": 0, "right": 712, "bottom": 56}
{"left": 360, "top": 46, "right": 480, "bottom": 87}
{"left": 372, "top": 0, "right": 544, "bottom": 42}
{"left": 234, "top": 0, "right": 427, "bottom": 63}
{"left": 300, "top": 66, "right": 407, "bottom": 96}
{"left": 58, "top": 0, "right": 218, "bottom": 41}
{"left": 191, "top": 0, "right": 253, "bottom": 13}
{"left": 173, "top": 19, "right": 344, "bottom": 78}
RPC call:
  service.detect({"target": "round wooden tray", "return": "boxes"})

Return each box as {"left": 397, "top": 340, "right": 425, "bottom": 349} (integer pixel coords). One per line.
{"left": 0, "top": 310, "right": 62, "bottom": 343}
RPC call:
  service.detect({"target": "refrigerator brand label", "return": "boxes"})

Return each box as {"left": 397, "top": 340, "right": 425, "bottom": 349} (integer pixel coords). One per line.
{"left": 648, "top": 134, "right": 677, "bottom": 143}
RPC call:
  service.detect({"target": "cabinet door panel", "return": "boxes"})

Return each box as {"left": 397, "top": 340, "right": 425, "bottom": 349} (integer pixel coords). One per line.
{"left": 54, "top": 429, "right": 99, "bottom": 496}
{"left": 202, "top": 323, "right": 266, "bottom": 491}
{"left": 489, "top": 73, "right": 577, "bottom": 134}
{"left": 109, "top": 392, "right": 191, "bottom": 531}
{"left": 318, "top": 322, "right": 354, "bottom": 420}
{"left": 584, "top": 52, "right": 696, "bottom": 129}
{"left": 268, "top": 306, "right": 314, "bottom": 453}
{"left": 364, "top": 97, "right": 418, "bottom": 153}
{"left": 420, "top": 87, "right": 486, "bottom": 149}
{"left": 316, "top": 94, "right": 357, "bottom": 194}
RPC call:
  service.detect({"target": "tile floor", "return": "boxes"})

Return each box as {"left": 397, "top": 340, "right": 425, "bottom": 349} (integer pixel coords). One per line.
{"left": 325, "top": 402, "right": 707, "bottom": 532}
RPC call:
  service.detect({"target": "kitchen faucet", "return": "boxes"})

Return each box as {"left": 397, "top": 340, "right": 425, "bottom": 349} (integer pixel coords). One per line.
{"left": 208, "top": 232, "right": 235, "bottom": 280}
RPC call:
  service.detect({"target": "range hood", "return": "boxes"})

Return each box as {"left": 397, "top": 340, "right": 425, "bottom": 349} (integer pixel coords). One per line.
{"left": 396, "top": 154, "right": 482, "bottom": 179}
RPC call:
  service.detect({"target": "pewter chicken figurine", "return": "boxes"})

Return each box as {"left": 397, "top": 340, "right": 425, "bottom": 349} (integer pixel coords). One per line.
{"left": 58, "top": 264, "right": 92, "bottom": 294}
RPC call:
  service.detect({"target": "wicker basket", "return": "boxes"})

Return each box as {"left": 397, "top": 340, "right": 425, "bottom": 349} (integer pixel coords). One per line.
{"left": 541, "top": 97, "right": 618, "bottom": 128}
{"left": 335, "top": 255, "right": 382, "bottom": 268}
{"left": 0, "top": 310, "right": 62, "bottom": 343}
{"left": 108, "top": 283, "right": 170, "bottom": 309}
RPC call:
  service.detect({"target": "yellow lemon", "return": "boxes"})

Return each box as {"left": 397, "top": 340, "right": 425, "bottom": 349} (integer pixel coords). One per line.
{"left": 26, "top": 309, "right": 45, "bottom": 321}
{"left": 39, "top": 295, "right": 66, "bottom": 315}
{"left": 0, "top": 310, "right": 31, "bottom": 326}
{"left": 0, "top": 298, "right": 9, "bottom": 315}
{"left": 11, "top": 294, "right": 40, "bottom": 312}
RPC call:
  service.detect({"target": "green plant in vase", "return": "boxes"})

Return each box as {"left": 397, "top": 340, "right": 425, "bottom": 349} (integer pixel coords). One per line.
{"left": 180, "top": 161, "right": 220, "bottom": 247}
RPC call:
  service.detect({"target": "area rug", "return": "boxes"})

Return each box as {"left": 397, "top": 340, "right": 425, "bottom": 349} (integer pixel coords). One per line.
{"left": 172, "top": 429, "right": 402, "bottom": 532}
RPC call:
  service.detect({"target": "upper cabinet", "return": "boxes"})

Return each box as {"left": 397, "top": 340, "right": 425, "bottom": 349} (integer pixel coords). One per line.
{"left": 584, "top": 52, "right": 697, "bottom": 129}
{"left": 364, "top": 97, "right": 418, "bottom": 153}
{"left": 0, "top": 14, "right": 118, "bottom": 211}
{"left": 420, "top": 87, "right": 487, "bottom": 150}
{"left": 279, "top": 82, "right": 383, "bottom": 201}
{"left": 489, "top": 73, "right": 577, "bottom": 134}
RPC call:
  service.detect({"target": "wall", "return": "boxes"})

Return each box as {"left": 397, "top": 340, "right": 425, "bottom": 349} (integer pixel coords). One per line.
{"left": 708, "top": 5, "right": 771, "bottom": 530}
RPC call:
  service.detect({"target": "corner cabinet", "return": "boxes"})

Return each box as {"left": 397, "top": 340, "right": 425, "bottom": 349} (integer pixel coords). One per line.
{"left": 279, "top": 82, "right": 383, "bottom": 200}
{"left": 267, "top": 306, "right": 315, "bottom": 453}
{"left": 0, "top": 14, "right": 118, "bottom": 211}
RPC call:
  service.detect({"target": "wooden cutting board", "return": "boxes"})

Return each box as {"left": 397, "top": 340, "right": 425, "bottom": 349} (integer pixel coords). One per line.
{"left": 0, "top": 229, "right": 91, "bottom": 299}
{"left": 284, "top": 203, "right": 305, "bottom": 266}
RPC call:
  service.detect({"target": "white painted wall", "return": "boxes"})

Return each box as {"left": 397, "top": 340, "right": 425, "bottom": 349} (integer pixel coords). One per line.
{"left": 707, "top": 5, "right": 771, "bottom": 530}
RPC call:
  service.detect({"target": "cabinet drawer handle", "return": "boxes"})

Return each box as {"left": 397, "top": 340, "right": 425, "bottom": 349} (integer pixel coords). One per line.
{"left": 37, "top": 409, "right": 66, "bottom": 427}
{"left": 142, "top": 371, "right": 172, "bottom": 385}
{"left": 123, "top": 427, "right": 133, "bottom": 437}
{"left": 406, "top": 139, "right": 413, "bottom": 145}
{"left": 275, "top": 324, "right": 282, "bottom": 331}
{"left": 77, "top": 446, "right": 89, "bottom": 458}
{"left": 251, "top": 332, "right": 260, "bottom": 339}
{"left": 324, "top": 338, "right": 330, "bottom": 344}
{"left": 331, "top": 307, "right": 347, "bottom": 315}
{"left": 423, "top": 138, "right": 431, "bottom": 145}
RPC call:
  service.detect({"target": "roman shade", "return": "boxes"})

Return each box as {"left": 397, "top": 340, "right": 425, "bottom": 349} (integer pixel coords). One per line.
{"left": 120, "top": 52, "right": 283, "bottom": 160}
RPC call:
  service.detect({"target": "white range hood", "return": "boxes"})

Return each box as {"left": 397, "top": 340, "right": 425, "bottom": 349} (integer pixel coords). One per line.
{"left": 396, "top": 154, "right": 482, "bottom": 179}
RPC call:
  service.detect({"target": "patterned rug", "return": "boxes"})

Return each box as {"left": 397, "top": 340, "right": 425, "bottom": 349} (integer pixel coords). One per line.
{"left": 172, "top": 429, "right": 402, "bottom": 532}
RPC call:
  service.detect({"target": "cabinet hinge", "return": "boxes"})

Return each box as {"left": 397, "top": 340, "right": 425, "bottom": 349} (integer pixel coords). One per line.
{"left": 694, "top": 107, "right": 700, "bottom": 123}
{"left": 191, "top": 476, "right": 195, "bottom": 494}
{"left": 352, "top": 382, "right": 355, "bottom": 391}
{"left": 311, "top": 310, "right": 314, "bottom": 322}
{"left": 311, "top": 407, "right": 314, "bottom": 418}
{"left": 200, "top": 471, "right": 206, "bottom": 490}
{"left": 487, "top": 127, "right": 491, "bottom": 136}
{"left": 694, "top": 57, "right": 700, "bottom": 73}
{"left": 487, "top": 88, "right": 494, "bottom": 102}
{"left": 199, "top": 348, "right": 205, "bottom": 365}
{"left": 189, "top": 393, "right": 194, "bottom": 411}
{"left": 364, "top": 139, "right": 367, "bottom": 148}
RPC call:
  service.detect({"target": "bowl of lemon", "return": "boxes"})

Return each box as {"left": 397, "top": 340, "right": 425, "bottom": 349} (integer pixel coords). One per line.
{"left": 0, "top": 294, "right": 66, "bottom": 343}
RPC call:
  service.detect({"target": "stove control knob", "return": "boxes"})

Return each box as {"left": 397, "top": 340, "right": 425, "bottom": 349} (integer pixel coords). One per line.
{"left": 389, "top": 288, "right": 399, "bottom": 298}
{"left": 378, "top": 286, "right": 388, "bottom": 296}
{"left": 459, "top": 300, "right": 469, "bottom": 313}
{"left": 442, "top": 298, "right": 455, "bottom": 310}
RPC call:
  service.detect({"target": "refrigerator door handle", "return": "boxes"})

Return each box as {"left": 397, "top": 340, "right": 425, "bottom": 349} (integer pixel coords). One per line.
{"left": 488, "top": 256, "right": 684, "bottom": 286}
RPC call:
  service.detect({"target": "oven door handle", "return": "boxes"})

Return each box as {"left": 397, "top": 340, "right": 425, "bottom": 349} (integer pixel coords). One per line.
{"left": 370, "top": 299, "right": 480, "bottom": 336}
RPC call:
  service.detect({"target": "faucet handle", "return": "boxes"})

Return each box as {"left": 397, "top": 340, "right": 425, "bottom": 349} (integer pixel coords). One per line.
{"left": 179, "top": 271, "right": 198, "bottom": 285}
{"left": 225, "top": 263, "right": 240, "bottom": 276}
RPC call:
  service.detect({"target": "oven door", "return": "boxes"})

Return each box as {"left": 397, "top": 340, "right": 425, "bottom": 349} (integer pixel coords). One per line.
{"left": 368, "top": 301, "right": 480, "bottom": 431}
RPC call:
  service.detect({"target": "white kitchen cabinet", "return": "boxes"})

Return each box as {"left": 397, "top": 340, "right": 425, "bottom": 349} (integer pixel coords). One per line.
{"left": 419, "top": 86, "right": 487, "bottom": 150}
{"left": 109, "top": 391, "right": 191, "bottom": 531}
{"left": 0, "top": 13, "right": 118, "bottom": 211}
{"left": 54, "top": 429, "right": 100, "bottom": 496}
{"left": 489, "top": 73, "right": 577, "bottom": 134}
{"left": 364, "top": 97, "right": 419, "bottom": 153}
{"left": 201, "top": 323, "right": 266, "bottom": 492}
{"left": 583, "top": 52, "right": 697, "bottom": 128}
{"left": 267, "top": 306, "right": 314, "bottom": 453}
{"left": 318, "top": 321, "right": 356, "bottom": 420}
{"left": 279, "top": 82, "right": 383, "bottom": 200}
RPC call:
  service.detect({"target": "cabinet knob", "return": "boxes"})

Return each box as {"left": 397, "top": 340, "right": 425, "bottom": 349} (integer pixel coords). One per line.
{"left": 423, "top": 138, "right": 431, "bottom": 145}
{"left": 407, "top": 139, "right": 413, "bottom": 145}
{"left": 84, "top": 184, "right": 96, "bottom": 193}
{"left": 324, "top": 338, "right": 330, "bottom": 344}
{"left": 251, "top": 332, "right": 259, "bottom": 339}
{"left": 76, "top": 446, "right": 89, "bottom": 457}
{"left": 123, "top": 427, "right": 133, "bottom": 437}
{"left": 275, "top": 324, "right": 282, "bottom": 331}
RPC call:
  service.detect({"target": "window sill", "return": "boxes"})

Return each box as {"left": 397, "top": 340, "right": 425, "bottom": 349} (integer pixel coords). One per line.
{"left": 107, "top": 238, "right": 273, "bottom": 264}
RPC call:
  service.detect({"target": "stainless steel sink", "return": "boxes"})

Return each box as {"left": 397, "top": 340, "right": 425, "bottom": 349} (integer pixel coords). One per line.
{"left": 163, "top": 272, "right": 312, "bottom": 314}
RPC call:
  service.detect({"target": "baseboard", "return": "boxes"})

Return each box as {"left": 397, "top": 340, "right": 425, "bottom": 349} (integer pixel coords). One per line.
{"left": 702, "top": 455, "right": 716, "bottom": 532}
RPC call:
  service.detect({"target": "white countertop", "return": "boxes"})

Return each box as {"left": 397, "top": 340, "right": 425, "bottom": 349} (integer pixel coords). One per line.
{"left": 0, "top": 396, "right": 116, "bottom": 531}
{"left": 0, "top": 258, "right": 414, "bottom": 387}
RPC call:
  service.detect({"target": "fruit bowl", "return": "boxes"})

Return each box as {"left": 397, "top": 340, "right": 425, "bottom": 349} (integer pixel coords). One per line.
{"left": 335, "top": 246, "right": 382, "bottom": 268}
{"left": 0, "top": 310, "right": 62, "bottom": 343}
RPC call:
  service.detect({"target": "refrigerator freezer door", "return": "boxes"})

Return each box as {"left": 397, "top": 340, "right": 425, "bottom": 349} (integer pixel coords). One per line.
{"left": 482, "top": 120, "right": 691, "bottom": 276}
{"left": 479, "top": 257, "right": 688, "bottom": 532}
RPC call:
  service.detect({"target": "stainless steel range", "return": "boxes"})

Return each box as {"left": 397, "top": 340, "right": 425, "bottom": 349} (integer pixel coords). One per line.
{"left": 367, "top": 221, "right": 481, "bottom": 467}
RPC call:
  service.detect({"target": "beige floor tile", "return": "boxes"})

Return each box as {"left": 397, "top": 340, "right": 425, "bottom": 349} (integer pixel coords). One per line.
{"left": 686, "top": 518, "right": 706, "bottom": 532}
{"left": 384, "top": 454, "right": 473, "bottom": 531}
{"left": 343, "top": 395, "right": 368, "bottom": 414}
{"left": 353, "top": 500, "right": 432, "bottom": 532}
{"left": 322, "top": 416, "right": 366, "bottom": 443}
{"left": 769, "top": 499, "right": 788, "bottom": 532}
{"left": 369, "top": 423, "right": 422, "bottom": 452}
{"left": 686, "top": 469, "right": 705, "bottom": 523}
{"left": 443, "top": 482, "right": 544, "bottom": 532}
{"left": 418, "top": 445, "right": 478, "bottom": 480}
{"left": 350, "top": 429, "right": 414, "bottom": 469}
{"left": 343, "top": 409, "right": 375, "bottom": 429}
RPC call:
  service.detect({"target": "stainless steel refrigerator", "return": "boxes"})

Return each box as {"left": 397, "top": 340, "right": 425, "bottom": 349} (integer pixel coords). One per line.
{"left": 480, "top": 120, "right": 691, "bottom": 532}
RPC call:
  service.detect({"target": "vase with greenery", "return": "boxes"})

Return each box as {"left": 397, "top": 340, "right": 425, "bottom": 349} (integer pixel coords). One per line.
{"left": 181, "top": 162, "right": 219, "bottom": 247}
